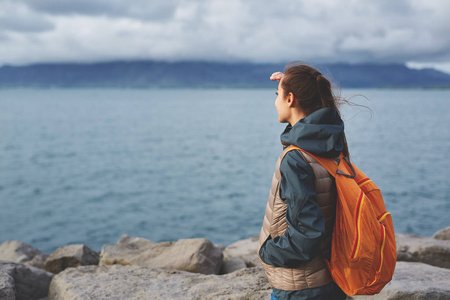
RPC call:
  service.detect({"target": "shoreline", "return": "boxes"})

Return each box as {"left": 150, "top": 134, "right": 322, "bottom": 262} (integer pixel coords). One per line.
{"left": 1, "top": 227, "right": 449, "bottom": 299}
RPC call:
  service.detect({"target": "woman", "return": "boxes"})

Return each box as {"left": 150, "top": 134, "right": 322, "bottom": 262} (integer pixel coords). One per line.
{"left": 257, "top": 62, "right": 348, "bottom": 300}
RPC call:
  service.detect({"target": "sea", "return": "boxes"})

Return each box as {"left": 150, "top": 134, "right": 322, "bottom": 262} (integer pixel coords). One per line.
{"left": 0, "top": 88, "right": 449, "bottom": 254}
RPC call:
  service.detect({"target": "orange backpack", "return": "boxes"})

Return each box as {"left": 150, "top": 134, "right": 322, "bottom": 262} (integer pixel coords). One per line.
{"left": 290, "top": 146, "right": 396, "bottom": 296}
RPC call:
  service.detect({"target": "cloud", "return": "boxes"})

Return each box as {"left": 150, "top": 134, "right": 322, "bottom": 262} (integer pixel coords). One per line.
{"left": 0, "top": 0, "right": 449, "bottom": 70}
{"left": 19, "top": 0, "right": 179, "bottom": 21}
{"left": 0, "top": 1, "right": 54, "bottom": 33}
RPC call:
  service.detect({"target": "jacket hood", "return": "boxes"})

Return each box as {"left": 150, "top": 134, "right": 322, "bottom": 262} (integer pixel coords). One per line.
{"left": 280, "top": 108, "right": 344, "bottom": 158}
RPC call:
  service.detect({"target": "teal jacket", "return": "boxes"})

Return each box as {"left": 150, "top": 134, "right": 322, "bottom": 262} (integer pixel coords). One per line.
{"left": 259, "top": 108, "right": 347, "bottom": 300}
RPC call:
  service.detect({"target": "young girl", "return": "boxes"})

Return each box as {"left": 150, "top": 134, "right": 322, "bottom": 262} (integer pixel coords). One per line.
{"left": 257, "top": 62, "right": 348, "bottom": 300}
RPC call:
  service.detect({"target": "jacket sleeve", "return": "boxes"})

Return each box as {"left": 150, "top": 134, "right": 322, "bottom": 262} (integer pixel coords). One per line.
{"left": 259, "top": 150, "right": 325, "bottom": 268}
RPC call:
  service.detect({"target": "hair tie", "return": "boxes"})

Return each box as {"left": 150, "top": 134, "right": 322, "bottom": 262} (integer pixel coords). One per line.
{"left": 313, "top": 72, "right": 321, "bottom": 79}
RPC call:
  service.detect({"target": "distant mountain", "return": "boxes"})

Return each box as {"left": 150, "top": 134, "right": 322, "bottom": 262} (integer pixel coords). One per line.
{"left": 321, "top": 63, "right": 450, "bottom": 88}
{"left": 0, "top": 60, "right": 449, "bottom": 88}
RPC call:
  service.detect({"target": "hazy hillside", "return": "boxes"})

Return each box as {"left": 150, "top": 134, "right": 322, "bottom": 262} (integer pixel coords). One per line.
{"left": 0, "top": 61, "right": 449, "bottom": 88}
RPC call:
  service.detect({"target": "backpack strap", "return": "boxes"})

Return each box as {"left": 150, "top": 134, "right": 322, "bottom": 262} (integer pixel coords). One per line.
{"left": 274, "top": 145, "right": 301, "bottom": 180}
{"left": 337, "top": 158, "right": 357, "bottom": 179}
{"left": 288, "top": 146, "right": 357, "bottom": 179}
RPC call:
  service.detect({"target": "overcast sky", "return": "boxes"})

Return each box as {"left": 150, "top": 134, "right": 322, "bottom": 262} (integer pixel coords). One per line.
{"left": 1, "top": 0, "right": 450, "bottom": 72}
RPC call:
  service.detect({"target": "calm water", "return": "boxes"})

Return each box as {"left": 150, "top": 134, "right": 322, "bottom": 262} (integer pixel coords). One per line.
{"left": 0, "top": 88, "right": 449, "bottom": 253}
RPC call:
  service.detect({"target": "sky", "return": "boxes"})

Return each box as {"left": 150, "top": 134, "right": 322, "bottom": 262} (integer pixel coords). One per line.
{"left": 1, "top": 0, "right": 450, "bottom": 73}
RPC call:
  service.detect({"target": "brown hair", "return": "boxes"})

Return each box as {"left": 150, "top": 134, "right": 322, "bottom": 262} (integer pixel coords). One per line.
{"left": 281, "top": 61, "right": 350, "bottom": 158}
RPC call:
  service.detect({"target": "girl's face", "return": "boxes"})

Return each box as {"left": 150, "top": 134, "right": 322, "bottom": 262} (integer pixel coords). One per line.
{"left": 275, "top": 80, "right": 290, "bottom": 123}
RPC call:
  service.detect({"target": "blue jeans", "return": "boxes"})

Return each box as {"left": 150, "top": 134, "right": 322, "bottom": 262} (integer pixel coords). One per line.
{"left": 270, "top": 292, "right": 280, "bottom": 300}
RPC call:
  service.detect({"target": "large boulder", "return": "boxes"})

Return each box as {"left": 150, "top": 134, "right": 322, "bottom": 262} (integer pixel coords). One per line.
{"left": 0, "top": 261, "right": 54, "bottom": 300}
{"left": 48, "top": 264, "right": 271, "bottom": 300}
{"left": 44, "top": 244, "right": 100, "bottom": 274}
{"left": 0, "top": 271, "right": 15, "bottom": 300}
{"left": 396, "top": 233, "right": 450, "bottom": 268}
{"left": 433, "top": 227, "right": 450, "bottom": 240}
{"left": 99, "top": 235, "right": 154, "bottom": 266}
{"left": 350, "top": 261, "right": 450, "bottom": 300}
{"left": 100, "top": 235, "right": 223, "bottom": 275}
{"left": 223, "top": 235, "right": 260, "bottom": 267}
{"left": 219, "top": 257, "right": 247, "bottom": 274}
{"left": 0, "top": 240, "right": 49, "bottom": 269}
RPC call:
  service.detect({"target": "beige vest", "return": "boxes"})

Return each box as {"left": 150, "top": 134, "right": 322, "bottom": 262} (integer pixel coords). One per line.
{"left": 257, "top": 145, "right": 337, "bottom": 291}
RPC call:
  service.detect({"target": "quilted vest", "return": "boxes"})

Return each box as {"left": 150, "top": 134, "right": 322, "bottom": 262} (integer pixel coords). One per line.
{"left": 257, "top": 145, "right": 337, "bottom": 291}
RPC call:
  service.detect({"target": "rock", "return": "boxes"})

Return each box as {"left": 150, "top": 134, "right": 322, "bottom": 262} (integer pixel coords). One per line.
{"left": 433, "top": 227, "right": 450, "bottom": 240}
{"left": 100, "top": 235, "right": 223, "bottom": 275}
{"left": 0, "top": 260, "right": 54, "bottom": 300}
{"left": 0, "top": 240, "right": 49, "bottom": 269}
{"left": 48, "top": 264, "right": 271, "bottom": 300}
{"left": 44, "top": 244, "right": 100, "bottom": 274}
{"left": 223, "top": 235, "right": 260, "bottom": 267}
{"left": 0, "top": 271, "right": 15, "bottom": 300}
{"left": 99, "top": 234, "right": 155, "bottom": 266}
{"left": 349, "top": 261, "right": 450, "bottom": 300}
{"left": 219, "top": 257, "right": 247, "bottom": 274}
{"left": 396, "top": 233, "right": 450, "bottom": 268}
{"left": 215, "top": 244, "right": 226, "bottom": 252}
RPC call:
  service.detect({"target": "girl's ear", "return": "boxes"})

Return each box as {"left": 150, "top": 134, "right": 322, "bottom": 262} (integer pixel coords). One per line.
{"left": 287, "top": 92, "right": 297, "bottom": 107}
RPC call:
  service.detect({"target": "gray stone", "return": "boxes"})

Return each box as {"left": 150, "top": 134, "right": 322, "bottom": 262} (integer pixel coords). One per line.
{"left": 219, "top": 257, "right": 247, "bottom": 274}
{"left": 44, "top": 244, "right": 100, "bottom": 274}
{"left": 350, "top": 261, "right": 450, "bottom": 300}
{"left": 48, "top": 264, "right": 271, "bottom": 300}
{"left": 0, "top": 240, "right": 49, "bottom": 269}
{"left": 215, "top": 244, "right": 226, "bottom": 252}
{"left": 224, "top": 235, "right": 260, "bottom": 267}
{"left": 100, "top": 235, "right": 223, "bottom": 275}
{"left": 99, "top": 234, "right": 155, "bottom": 266}
{"left": 0, "top": 260, "right": 54, "bottom": 300}
{"left": 433, "top": 227, "right": 450, "bottom": 240}
{"left": 396, "top": 233, "right": 450, "bottom": 268}
{"left": 0, "top": 271, "right": 15, "bottom": 300}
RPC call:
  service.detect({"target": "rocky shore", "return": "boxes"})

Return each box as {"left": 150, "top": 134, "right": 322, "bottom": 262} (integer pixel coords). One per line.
{"left": 1, "top": 227, "right": 449, "bottom": 300}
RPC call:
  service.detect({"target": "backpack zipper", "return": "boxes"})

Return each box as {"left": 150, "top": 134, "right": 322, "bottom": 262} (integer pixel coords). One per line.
{"left": 378, "top": 212, "right": 391, "bottom": 223}
{"left": 377, "top": 222, "right": 387, "bottom": 273}
{"left": 375, "top": 212, "right": 390, "bottom": 273}
{"left": 351, "top": 191, "right": 365, "bottom": 259}
{"left": 358, "top": 177, "right": 372, "bottom": 188}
